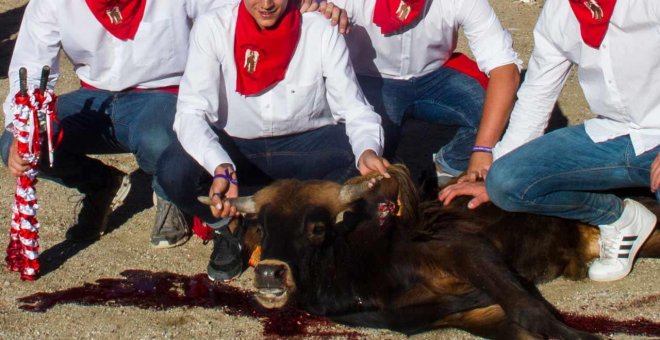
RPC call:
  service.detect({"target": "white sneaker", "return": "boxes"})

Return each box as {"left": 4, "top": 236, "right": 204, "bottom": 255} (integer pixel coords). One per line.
{"left": 588, "top": 198, "right": 656, "bottom": 282}
{"left": 432, "top": 153, "right": 455, "bottom": 187}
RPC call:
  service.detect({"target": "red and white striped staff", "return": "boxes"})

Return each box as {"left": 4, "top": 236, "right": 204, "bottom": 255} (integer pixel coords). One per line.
{"left": 4, "top": 66, "right": 57, "bottom": 281}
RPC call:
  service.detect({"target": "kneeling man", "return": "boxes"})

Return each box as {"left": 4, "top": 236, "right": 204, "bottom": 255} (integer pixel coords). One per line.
{"left": 157, "top": 0, "right": 389, "bottom": 281}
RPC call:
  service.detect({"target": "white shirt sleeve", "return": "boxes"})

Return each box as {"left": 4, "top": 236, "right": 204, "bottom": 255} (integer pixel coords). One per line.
{"left": 457, "top": 0, "right": 522, "bottom": 74}
{"left": 493, "top": 8, "right": 573, "bottom": 159}
{"left": 3, "top": 0, "right": 61, "bottom": 127}
{"left": 320, "top": 23, "right": 384, "bottom": 163}
{"left": 174, "top": 15, "right": 234, "bottom": 175}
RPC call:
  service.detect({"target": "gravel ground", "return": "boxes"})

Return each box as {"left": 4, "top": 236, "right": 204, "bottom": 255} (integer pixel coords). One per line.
{"left": 0, "top": 0, "right": 658, "bottom": 339}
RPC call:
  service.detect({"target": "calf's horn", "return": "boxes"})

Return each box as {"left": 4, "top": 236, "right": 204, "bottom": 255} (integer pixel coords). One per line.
{"left": 338, "top": 175, "right": 383, "bottom": 204}
{"left": 197, "top": 195, "right": 257, "bottom": 214}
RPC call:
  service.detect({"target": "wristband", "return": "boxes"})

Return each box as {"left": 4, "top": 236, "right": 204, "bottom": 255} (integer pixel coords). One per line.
{"left": 472, "top": 146, "right": 493, "bottom": 153}
{"left": 213, "top": 167, "right": 238, "bottom": 185}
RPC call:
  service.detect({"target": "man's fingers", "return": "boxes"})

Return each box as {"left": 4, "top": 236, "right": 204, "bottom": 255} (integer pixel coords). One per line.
{"left": 299, "top": 0, "right": 316, "bottom": 13}
{"left": 467, "top": 195, "right": 486, "bottom": 209}
{"left": 323, "top": 2, "right": 336, "bottom": 19}
{"left": 317, "top": 1, "right": 327, "bottom": 13}
{"left": 330, "top": 6, "right": 341, "bottom": 25}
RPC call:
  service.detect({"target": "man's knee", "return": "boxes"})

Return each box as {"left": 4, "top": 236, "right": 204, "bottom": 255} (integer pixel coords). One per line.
{"left": 155, "top": 143, "right": 197, "bottom": 202}
{"left": 486, "top": 159, "right": 530, "bottom": 212}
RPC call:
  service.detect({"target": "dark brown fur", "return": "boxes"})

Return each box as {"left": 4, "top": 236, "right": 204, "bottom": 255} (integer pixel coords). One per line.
{"left": 244, "top": 164, "right": 659, "bottom": 339}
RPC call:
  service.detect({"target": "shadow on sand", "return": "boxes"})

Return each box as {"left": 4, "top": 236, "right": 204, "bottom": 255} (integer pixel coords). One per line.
{"left": 0, "top": 5, "right": 27, "bottom": 80}
{"left": 38, "top": 169, "right": 154, "bottom": 277}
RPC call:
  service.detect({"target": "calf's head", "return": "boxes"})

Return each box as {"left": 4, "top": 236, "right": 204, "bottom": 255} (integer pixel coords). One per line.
{"left": 221, "top": 165, "right": 419, "bottom": 309}
{"left": 234, "top": 178, "right": 380, "bottom": 308}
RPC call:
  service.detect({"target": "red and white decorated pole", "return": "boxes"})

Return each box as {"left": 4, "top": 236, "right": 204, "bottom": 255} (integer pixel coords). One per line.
{"left": 4, "top": 66, "right": 56, "bottom": 281}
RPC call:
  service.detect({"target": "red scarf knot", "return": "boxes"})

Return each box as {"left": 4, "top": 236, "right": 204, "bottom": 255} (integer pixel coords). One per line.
{"left": 373, "top": 0, "right": 426, "bottom": 35}
{"left": 234, "top": 2, "right": 301, "bottom": 96}
{"left": 85, "top": 0, "right": 147, "bottom": 40}
{"left": 568, "top": 0, "right": 616, "bottom": 49}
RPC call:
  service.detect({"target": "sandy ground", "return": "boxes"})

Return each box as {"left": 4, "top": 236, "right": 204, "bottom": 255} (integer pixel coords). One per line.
{"left": 0, "top": 0, "right": 658, "bottom": 339}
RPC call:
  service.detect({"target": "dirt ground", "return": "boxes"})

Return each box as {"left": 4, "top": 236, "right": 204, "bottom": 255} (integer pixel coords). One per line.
{"left": 0, "top": 0, "right": 658, "bottom": 339}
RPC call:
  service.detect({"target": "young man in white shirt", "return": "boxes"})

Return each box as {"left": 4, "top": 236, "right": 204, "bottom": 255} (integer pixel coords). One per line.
{"left": 156, "top": 0, "right": 389, "bottom": 281}
{"left": 439, "top": 0, "right": 660, "bottom": 282}
{"left": 321, "top": 0, "right": 521, "bottom": 185}
{"left": 1, "top": 0, "right": 231, "bottom": 248}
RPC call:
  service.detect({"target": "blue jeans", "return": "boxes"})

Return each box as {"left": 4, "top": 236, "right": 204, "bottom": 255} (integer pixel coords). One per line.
{"left": 1, "top": 88, "right": 177, "bottom": 197}
{"left": 156, "top": 124, "right": 358, "bottom": 224}
{"left": 487, "top": 124, "right": 660, "bottom": 225}
{"left": 357, "top": 67, "right": 485, "bottom": 176}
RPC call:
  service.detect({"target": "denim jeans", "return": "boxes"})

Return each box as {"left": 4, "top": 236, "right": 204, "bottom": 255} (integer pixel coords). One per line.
{"left": 487, "top": 124, "right": 660, "bottom": 225}
{"left": 156, "top": 124, "right": 358, "bottom": 224}
{"left": 357, "top": 67, "right": 485, "bottom": 176}
{"left": 1, "top": 88, "right": 177, "bottom": 197}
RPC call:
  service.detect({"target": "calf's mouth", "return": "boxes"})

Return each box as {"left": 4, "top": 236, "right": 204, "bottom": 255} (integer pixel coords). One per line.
{"left": 253, "top": 259, "right": 296, "bottom": 309}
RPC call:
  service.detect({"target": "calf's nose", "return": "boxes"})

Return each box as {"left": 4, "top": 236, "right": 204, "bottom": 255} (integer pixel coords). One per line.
{"left": 254, "top": 264, "right": 287, "bottom": 287}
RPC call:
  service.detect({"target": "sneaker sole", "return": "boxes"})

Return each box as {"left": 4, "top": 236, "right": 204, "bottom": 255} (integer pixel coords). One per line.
{"left": 150, "top": 235, "right": 191, "bottom": 249}
{"left": 590, "top": 213, "right": 657, "bottom": 282}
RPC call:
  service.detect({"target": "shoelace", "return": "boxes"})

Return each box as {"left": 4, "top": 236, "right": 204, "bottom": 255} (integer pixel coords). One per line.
{"left": 598, "top": 228, "right": 621, "bottom": 263}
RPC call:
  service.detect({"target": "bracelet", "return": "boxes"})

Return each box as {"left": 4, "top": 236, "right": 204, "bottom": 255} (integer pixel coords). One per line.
{"left": 472, "top": 145, "right": 493, "bottom": 153}
{"left": 213, "top": 167, "right": 238, "bottom": 185}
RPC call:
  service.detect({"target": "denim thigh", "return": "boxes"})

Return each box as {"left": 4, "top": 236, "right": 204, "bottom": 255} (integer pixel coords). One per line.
{"left": 413, "top": 67, "right": 485, "bottom": 175}
{"left": 232, "top": 124, "right": 357, "bottom": 185}
{"left": 487, "top": 124, "right": 658, "bottom": 225}
{"left": 110, "top": 91, "right": 177, "bottom": 176}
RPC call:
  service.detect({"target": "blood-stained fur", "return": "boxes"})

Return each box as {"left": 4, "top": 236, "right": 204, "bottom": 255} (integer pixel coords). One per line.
{"left": 230, "top": 165, "right": 659, "bottom": 339}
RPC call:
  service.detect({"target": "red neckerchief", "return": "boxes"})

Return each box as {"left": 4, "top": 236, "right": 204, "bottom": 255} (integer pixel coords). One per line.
{"left": 568, "top": 0, "right": 616, "bottom": 49}
{"left": 373, "top": 0, "right": 425, "bottom": 35}
{"left": 444, "top": 53, "right": 489, "bottom": 89}
{"left": 234, "top": 2, "right": 301, "bottom": 96}
{"left": 85, "top": 0, "right": 147, "bottom": 41}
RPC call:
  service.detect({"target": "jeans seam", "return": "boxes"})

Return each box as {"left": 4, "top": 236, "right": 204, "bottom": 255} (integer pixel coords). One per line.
{"left": 412, "top": 99, "right": 477, "bottom": 128}
{"left": 510, "top": 199, "right": 620, "bottom": 224}
{"left": 520, "top": 165, "right": 630, "bottom": 201}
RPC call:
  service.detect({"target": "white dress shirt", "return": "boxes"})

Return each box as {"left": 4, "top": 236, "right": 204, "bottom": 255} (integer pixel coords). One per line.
{"left": 332, "top": 0, "right": 521, "bottom": 79}
{"left": 174, "top": 6, "right": 384, "bottom": 175}
{"left": 3, "top": 0, "right": 227, "bottom": 127}
{"left": 495, "top": 0, "right": 660, "bottom": 158}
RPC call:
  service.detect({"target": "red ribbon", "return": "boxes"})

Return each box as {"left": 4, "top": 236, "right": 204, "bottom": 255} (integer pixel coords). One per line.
{"left": 5, "top": 89, "right": 56, "bottom": 281}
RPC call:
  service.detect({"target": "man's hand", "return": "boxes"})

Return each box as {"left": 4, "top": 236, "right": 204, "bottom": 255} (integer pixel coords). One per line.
{"left": 299, "top": 0, "right": 320, "bottom": 13}
{"left": 438, "top": 181, "right": 490, "bottom": 209}
{"left": 459, "top": 151, "right": 493, "bottom": 183}
{"left": 357, "top": 149, "right": 391, "bottom": 178}
{"left": 317, "top": 1, "right": 351, "bottom": 34}
{"left": 8, "top": 138, "right": 29, "bottom": 177}
{"left": 652, "top": 152, "right": 660, "bottom": 193}
{"left": 209, "top": 164, "right": 240, "bottom": 219}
